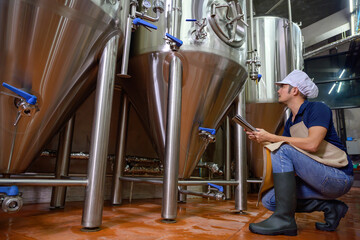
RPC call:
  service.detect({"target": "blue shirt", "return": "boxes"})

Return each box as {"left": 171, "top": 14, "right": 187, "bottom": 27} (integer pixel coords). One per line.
{"left": 283, "top": 100, "right": 353, "bottom": 176}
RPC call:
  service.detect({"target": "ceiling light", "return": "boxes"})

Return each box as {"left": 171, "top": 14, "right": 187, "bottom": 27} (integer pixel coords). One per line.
{"left": 339, "top": 69, "right": 345, "bottom": 78}
{"left": 337, "top": 82, "right": 343, "bottom": 93}
{"left": 328, "top": 83, "right": 337, "bottom": 94}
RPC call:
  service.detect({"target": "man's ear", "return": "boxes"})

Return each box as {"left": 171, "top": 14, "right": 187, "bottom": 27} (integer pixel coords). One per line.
{"left": 292, "top": 87, "right": 300, "bottom": 96}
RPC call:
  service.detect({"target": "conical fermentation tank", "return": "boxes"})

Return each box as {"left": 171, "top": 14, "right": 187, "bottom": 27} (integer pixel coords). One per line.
{"left": 245, "top": 16, "right": 303, "bottom": 177}
{"left": 121, "top": 0, "right": 248, "bottom": 179}
{"left": 0, "top": 0, "right": 125, "bottom": 174}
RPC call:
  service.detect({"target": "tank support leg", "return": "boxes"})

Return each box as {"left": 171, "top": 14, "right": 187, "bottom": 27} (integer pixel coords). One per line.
{"left": 50, "top": 116, "right": 75, "bottom": 209}
{"left": 161, "top": 56, "right": 182, "bottom": 223}
{"left": 81, "top": 35, "right": 119, "bottom": 231}
{"left": 111, "top": 92, "right": 130, "bottom": 205}
{"left": 234, "top": 90, "right": 247, "bottom": 213}
{"left": 224, "top": 116, "right": 232, "bottom": 200}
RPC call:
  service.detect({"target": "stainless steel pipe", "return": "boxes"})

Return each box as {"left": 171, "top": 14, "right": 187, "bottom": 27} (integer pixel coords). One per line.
{"left": 111, "top": 93, "right": 130, "bottom": 205}
{"left": 0, "top": 179, "right": 87, "bottom": 186}
{"left": 178, "top": 185, "right": 187, "bottom": 203}
{"left": 248, "top": 0, "right": 254, "bottom": 55}
{"left": 171, "top": 0, "right": 181, "bottom": 38}
{"left": 178, "top": 187, "right": 225, "bottom": 201}
{"left": 247, "top": 179, "right": 262, "bottom": 183}
{"left": 0, "top": 177, "right": 245, "bottom": 187}
{"left": 225, "top": 116, "right": 232, "bottom": 199}
{"left": 81, "top": 35, "right": 119, "bottom": 230}
{"left": 119, "top": 177, "right": 240, "bottom": 186}
{"left": 50, "top": 116, "right": 75, "bottom": 208}
{"left": 136, "top": 10, "right": 161, "bottom": 22}
{"left": 119, "top": 1, "right": 135, "bottom": 78}
{"left": 288, "top": 0, "right": 294, "bottom": 71}
{"left": 179, "top": 180, "right": 239, "bottom": 186}
{"left": 161, "top": 56, "right": 182, "bottom": 221}
{"left": 234, "top": 91, "right": 247, "bottom": 212}
{"left": 119, "top": 177, "right": 163, "bottom": 185}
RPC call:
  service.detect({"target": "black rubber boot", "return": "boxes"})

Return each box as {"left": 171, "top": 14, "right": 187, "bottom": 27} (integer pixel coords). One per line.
{"left": 249, "top": 172, "right": 297, "bottom": 236}
{"left": 296, "top": 199, "right": 348, "bottom": 231}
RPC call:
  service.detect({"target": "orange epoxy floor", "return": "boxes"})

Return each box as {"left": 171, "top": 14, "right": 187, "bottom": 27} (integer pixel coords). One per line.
{"left": 0, "top": 188, "right": 359, "bottom": 240}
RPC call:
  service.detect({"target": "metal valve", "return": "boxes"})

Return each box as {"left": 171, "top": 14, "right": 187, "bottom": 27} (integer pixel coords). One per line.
{"left": 186, "top": 18, "right": 208, "bottom": 41}
{"left": 198, "top": 127, "right": 216, "bottom": 143}
{"left": 2, "top": 195, "right": 23, "bottom": 213}
{"left": 1, "top": 83, "right": 39, "bottom": 126}
{"left": 207, "top": 183, "right": 225, "bottom": 201}
{"left": 133, "top": 17, "right": 158, "bottom": 31}
{"left": 246, "top": 49, "right": 261, "bottom": 81}
{"left": 206, "top": 162, "right": 223, "bottom": 175}
{"left": 0, "top": 186, "right": 23, "bottom": 213}
{"left": 198, "top": 162, "right": 223, "bottom": 175}
{"left": 164, "top": 33, "right": 183, "bottom": 51}
{"left": 2, "top": 82, "right": 37, "bottom": 104}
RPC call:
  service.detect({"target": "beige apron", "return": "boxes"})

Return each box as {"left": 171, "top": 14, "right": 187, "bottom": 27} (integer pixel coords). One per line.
{"left": 257, "top": 121, "right": 348, "bottom": 205}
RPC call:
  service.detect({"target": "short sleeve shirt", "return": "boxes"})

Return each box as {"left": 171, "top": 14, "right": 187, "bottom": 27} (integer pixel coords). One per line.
{"left": 283, "top": 101, "right": 353, "bottom": 175}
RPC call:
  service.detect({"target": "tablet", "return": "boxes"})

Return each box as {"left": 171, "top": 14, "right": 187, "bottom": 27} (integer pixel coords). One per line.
{"left": 232, "top": 115, "right": 258, "bottom": 132}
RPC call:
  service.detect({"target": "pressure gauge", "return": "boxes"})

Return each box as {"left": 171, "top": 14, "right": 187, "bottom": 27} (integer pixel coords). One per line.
{"left": 142, "top": 0, "right": 151, "bottom": 9}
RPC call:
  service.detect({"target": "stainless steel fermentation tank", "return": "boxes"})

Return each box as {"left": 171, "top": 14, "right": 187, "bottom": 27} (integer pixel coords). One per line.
{"left": 0, "top": 0, "right": 125, "bottom": 174}
{"left": 245, "top": 16, "right": 303, "bottom": 177}
{"left": 121, "top": 0, "right": 248, "bottom": 179}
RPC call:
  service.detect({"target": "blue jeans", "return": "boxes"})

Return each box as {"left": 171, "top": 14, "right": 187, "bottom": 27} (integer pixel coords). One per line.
{"left": 262, "top": 144, "right": 354, "bottom": 211}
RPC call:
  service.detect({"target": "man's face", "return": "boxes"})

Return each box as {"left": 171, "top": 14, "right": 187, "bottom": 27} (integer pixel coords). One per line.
{"left": 277, "top": 84, "right": 292, "bottom": 103}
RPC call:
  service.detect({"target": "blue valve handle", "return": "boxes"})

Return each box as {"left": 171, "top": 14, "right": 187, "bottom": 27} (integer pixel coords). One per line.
{"left": 165, "top": 33, "right": 183, "bottom": 47}
{"left": 208, "top": 183, "right": 223, "bottom": 192}
{"left": 199, "top": 127, "right": 216, "bottom": 135}
{"left": 258, "top": 74, "right": 262, "bottom": 81}
{"left": 2, "top": 82, "right": 37, "bottom": 105}
{"left": 186, "top": 19, "right": 197, "bottom": 22}
{"left": 133, "top": 18, "right": 158, "bottom": 30}
{"left": 0, "top": 186, "right": 19, "bottom": 196}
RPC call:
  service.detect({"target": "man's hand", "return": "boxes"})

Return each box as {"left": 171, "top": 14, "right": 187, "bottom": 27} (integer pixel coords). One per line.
{"left": 246, "top": 128, "right": 272, "bottom": 143}
{"left": 245, "top": 128, "right": 271, "bottom": 143}
{"left": 245, "top": 130, "right": 256, "bottom": 141}
{"left": 254, "top": 129, "right": 272, "bottom": 143}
